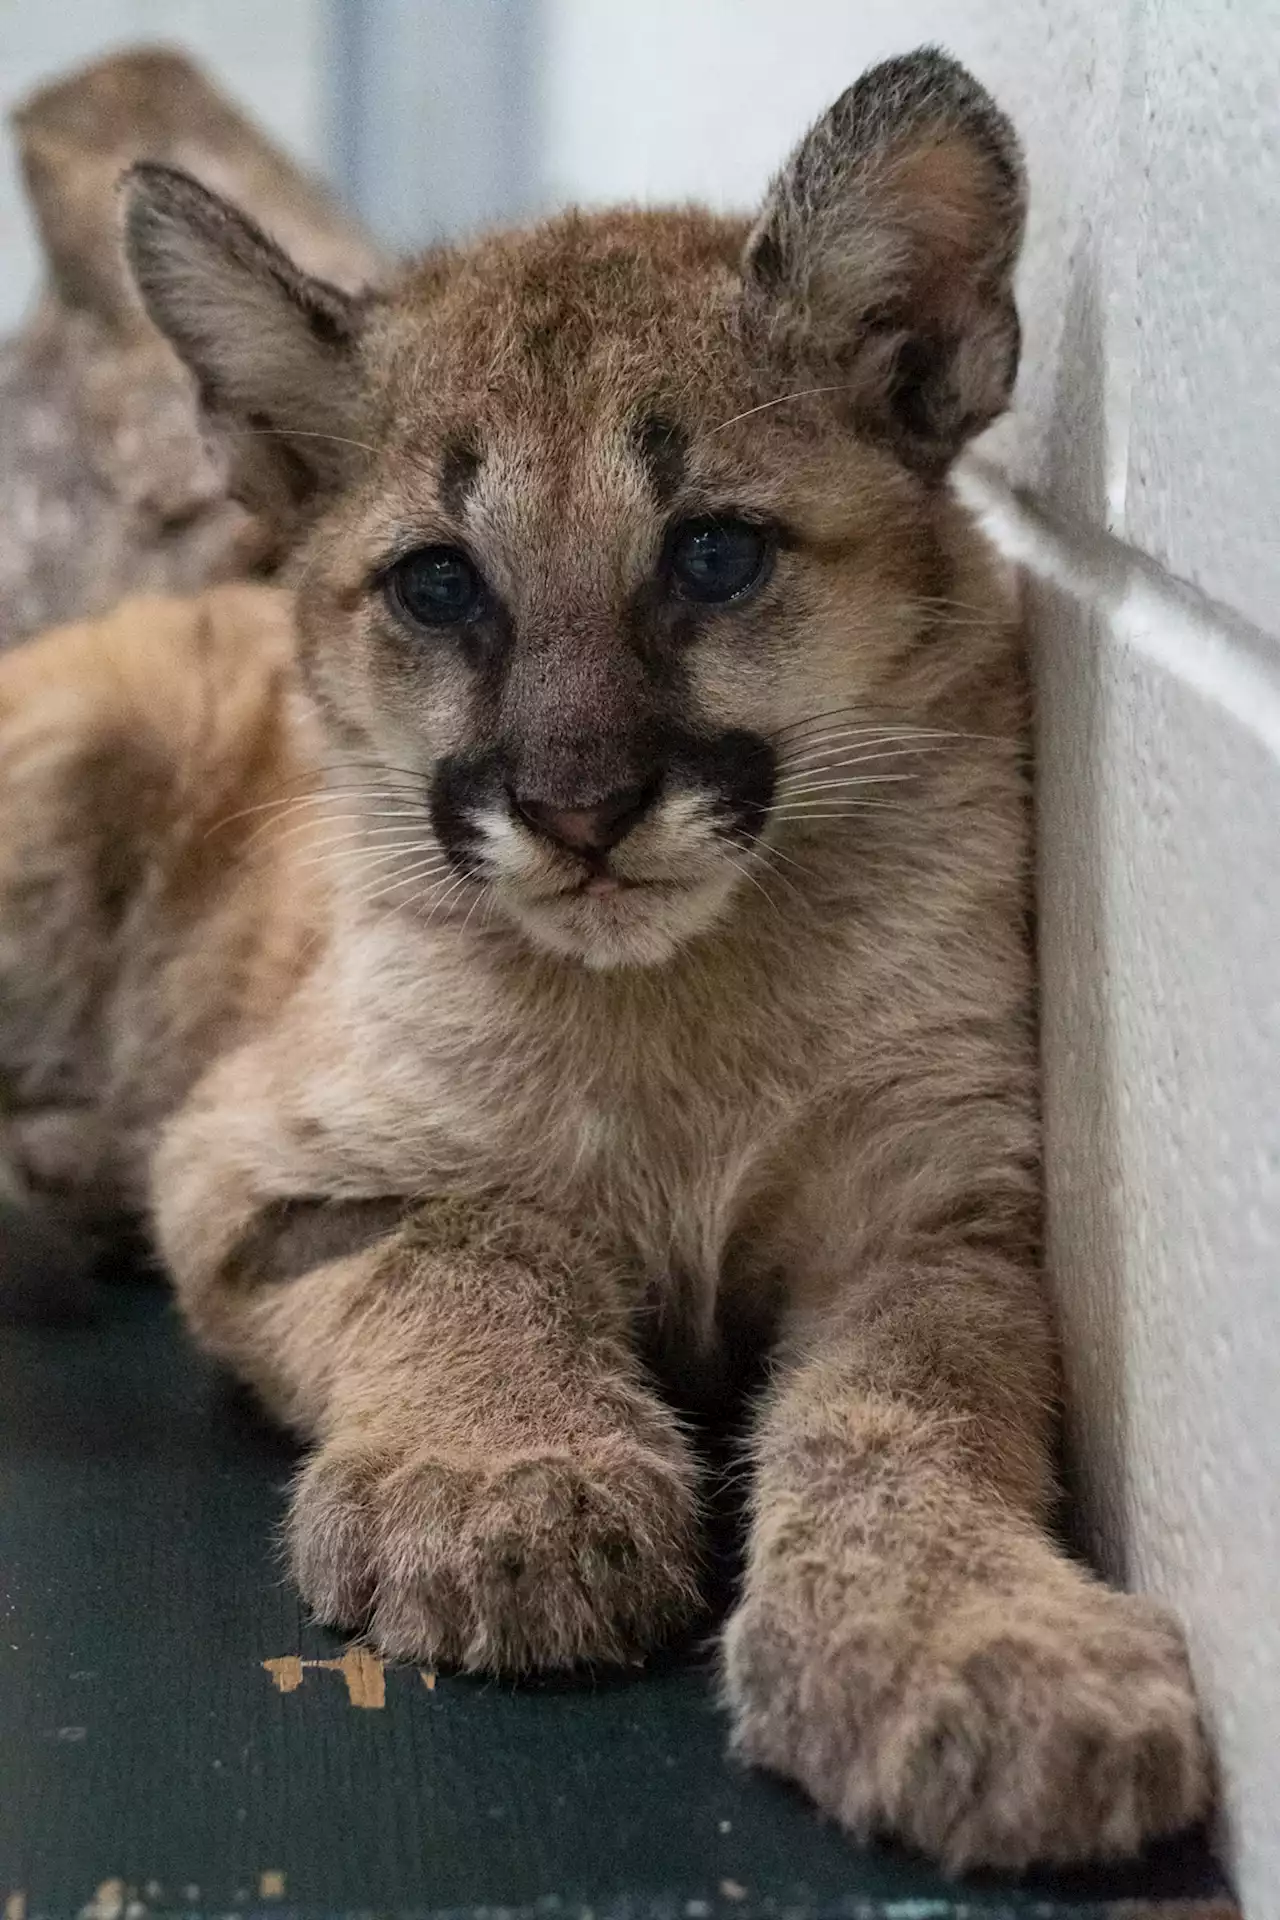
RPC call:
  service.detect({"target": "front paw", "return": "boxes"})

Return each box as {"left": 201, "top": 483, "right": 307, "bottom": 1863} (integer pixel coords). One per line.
{"left": 724, "top": 1565, "right": 1210, "bottom": 1872}
{"left": 290, "top": 1438, "right": 702, "bottom": 1670}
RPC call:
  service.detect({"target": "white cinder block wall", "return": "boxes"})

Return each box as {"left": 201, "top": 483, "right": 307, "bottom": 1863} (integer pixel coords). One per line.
{"left": 539, "top": 4, "right": 1280, "bottom": 1914}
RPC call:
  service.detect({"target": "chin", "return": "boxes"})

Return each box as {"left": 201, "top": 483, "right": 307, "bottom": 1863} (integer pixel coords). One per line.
{"left": 501, "top": 870, "right": 738, "bottom": 970}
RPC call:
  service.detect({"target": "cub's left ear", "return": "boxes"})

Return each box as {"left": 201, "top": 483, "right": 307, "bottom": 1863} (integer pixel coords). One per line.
{"left": 122, "top": 161, "right": 368, "bottom": 532}
{"left": 744, "top": 48, "right": 1025, "bottom": 475}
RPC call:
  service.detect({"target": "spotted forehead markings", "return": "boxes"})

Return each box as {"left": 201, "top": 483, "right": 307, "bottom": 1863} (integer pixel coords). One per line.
{"left": 438, "top": 434, "right": 482, "bottom": 520}
{"left": 632, "top": 413, "right": 688, "bottom": 507}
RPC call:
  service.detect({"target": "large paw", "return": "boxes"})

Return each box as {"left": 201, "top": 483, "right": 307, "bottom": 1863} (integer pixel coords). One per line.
{"left": 724, "top": 1568, "right": 1210, "bottom": 1873}
{"left": 290, "top": 1438, "right": 702, "bottom": 1670}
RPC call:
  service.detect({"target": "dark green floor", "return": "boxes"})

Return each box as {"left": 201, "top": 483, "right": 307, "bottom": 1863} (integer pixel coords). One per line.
{"left": 0, "top": 1274, "right": 1236, "bottom": 1920}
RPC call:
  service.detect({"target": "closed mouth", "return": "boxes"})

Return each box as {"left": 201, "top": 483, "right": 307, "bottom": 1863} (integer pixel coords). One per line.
{"left": 575, "top": 873, "right": 668, "bottom": 899}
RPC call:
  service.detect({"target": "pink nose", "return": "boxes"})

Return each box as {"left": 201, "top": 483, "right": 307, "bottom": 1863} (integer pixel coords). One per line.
{"left": 514, "top": 783, "right": 653, "bottom": 853}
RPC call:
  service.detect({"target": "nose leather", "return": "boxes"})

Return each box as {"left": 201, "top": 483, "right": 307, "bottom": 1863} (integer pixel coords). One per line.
{"left": 514, "top": 783, "right": 653, "bottom": 853}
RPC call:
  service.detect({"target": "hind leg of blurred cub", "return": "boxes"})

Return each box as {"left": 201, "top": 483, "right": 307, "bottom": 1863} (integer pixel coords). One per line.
{"left": 152, "top": 1102, "right": 701, "bottom": 1670}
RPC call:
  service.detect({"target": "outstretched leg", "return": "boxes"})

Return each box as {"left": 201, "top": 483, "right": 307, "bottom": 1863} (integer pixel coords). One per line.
{"left": 724, "top": 1103, "right": 1208, "bottom": 1871}
{"left": 153, "top": 1083, "right": 702, "bottom": 1669}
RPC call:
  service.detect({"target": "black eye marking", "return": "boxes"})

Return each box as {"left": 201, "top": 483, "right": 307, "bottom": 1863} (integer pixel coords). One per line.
{"left": 384, "top": 546, "right": 488, "bottom": 629}
{"left": 633, "top": 414, "right": 687, "bottom": 505}
{"left": 439, "top": 434, "right": 482, "bottom": 519}
{"left": 666, "top": 516, "right": 773, "bottom": 605}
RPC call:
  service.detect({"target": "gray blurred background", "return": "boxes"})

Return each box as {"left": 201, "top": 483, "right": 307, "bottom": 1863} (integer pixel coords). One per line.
{"left": 0, "top": 0, "right": 1050, "bottom": 335}
{"left": 2, "top": 0, "right": 891, "bottom": 325}
{"left": 0, "top": 0, "right": 1126, "bottom": 494}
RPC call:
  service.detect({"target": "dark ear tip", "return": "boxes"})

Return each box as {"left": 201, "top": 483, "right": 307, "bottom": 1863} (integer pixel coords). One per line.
{"left": 120, "top": 162, "right": 179, "bottom": 279}
{"left": 119, "top": 158, "right": 207, "bottom": 216}
{"left": 857, "top": 44, "right": 1024, "bottom": 185}
{"left": 119, "top": 162, "right": 235, "bottom": 290}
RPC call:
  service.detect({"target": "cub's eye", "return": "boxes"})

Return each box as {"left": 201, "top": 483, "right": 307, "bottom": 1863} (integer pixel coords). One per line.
{"left": 668, "top": 517, "right": 771, "bottom": 604}
{"left": 385, "top": 546, "right": 486, "bottom": 627}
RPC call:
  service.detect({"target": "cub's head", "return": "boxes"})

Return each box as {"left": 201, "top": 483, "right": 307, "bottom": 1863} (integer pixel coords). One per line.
{"left": 125, "top": 49, "right": 1024, "bottom": 969}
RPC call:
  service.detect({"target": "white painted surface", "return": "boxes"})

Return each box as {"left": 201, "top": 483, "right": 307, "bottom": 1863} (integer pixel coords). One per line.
{"left": 964, "top": 466, "right": 1280, "bottom": 1920}
{"left": 1125, "top": 0, "right": 1280, "bottom": 636}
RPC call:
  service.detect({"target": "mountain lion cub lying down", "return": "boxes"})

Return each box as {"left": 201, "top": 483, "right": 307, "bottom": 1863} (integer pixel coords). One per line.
{"left": 0, "top": 50, "right": 1207, "bottom": 1874}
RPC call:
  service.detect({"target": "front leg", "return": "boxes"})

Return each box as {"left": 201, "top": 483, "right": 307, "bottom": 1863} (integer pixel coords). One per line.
{"left": 152, "top": 1092, "right": 701, "bottom": 1671}
{"left": 725, "top": 1110, "right": 1209, "bottom": 1872}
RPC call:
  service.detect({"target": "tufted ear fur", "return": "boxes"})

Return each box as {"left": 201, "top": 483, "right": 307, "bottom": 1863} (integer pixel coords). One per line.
{"left": 744, "top": 48, "right": 1025, "bottom": 476}
{"left": 123, "top": 162, "right": 370, "bottom": 534}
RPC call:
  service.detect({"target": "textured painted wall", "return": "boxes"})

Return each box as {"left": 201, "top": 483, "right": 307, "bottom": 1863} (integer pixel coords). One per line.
{"left": 542, "top": 4, "right": 1280, "bottom": 1911}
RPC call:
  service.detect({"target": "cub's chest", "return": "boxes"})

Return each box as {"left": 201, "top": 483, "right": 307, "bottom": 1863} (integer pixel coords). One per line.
{"left": 327, "top": 926, "right": 845, "bottom": 1234}
{"left": 349, "top": 974, "right": 809, "bottom": 1215}
{"left": 447, "top": 1031, "right": 789, "bottom": 1204}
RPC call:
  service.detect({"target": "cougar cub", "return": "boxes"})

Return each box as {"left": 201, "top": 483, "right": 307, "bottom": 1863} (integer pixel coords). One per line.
{"left": 0, "top": 50, "right": 1207, "bottom": 1873}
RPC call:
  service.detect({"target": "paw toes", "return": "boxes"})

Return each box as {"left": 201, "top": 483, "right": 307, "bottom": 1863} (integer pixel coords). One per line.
{"left": 289, "top": 1442, "right": 700, "bottom": 1671}
{"left": 724, "top": 1576, "right": 1210, "bottom": 1873}
{"left": 288, "top": 1445, "right": 386, "bottom": 1626}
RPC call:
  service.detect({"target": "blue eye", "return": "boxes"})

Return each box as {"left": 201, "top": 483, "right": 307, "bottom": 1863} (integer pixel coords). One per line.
{"left": 386, "top": 546, "right": 486, "bottom": 627}
{"left": 668, "top": 517, "right": 771, "bottom": 603}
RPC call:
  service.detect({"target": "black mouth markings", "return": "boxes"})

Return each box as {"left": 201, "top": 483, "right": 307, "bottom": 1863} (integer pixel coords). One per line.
{"left": 428, "top": 752, "right": 497, "bottom": 881}
{"left": 681, "top": 730, "right": 778, "bottom": 846}
{"left": 429, "top": 730, "right": 778, "bottom": 885}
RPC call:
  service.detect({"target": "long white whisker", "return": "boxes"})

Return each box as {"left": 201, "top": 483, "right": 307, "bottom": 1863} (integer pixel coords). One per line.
{"left": 743, "top": 836, "right": 815, "bottom": 881}
{"left": 316, "top": 807, "right": 429, "bottom": 820}
{"left": 720, "top": 848, "right": 780, "bottom": 917}
{"left": 708, "top": 384, "right": 855, "bottom": 436}
{"left": 293, "top": 836, "right": 443, "bottom": 876}
{"left": 247, "top": 813, "right": 430, "bottom": 857}
{"left": 422, "top": 873, "right": 475, "bottom": 926}
{"left": 207, "top": 783, "right": 424, "bottom": 840}
{"left": 318, "top": 760, "right": 430, "bottom": 784}
{"left": 457, "top": 883, "right": 490, "bottom": 937}
{"left": 783, "top": 738, "right": 959, "bottom": 764}
{"left": 774, "top": 707, "right": 936, "bottom": 734}
{"left": 213, "top": 760, "right": 426, "bottom": 807}
{"left": 345, "top": 854, "right": 456, "bottom": 910}
{"left": 778, "top": 721, "right": 975, "bottom": 750}
{"left": 348, "top": 846, "right": 453, "bottom": 885}
{"left": 780, "top": 731, "right": 968, "bottom": 765}
{"left": 241, "top": 425, "right": 381, "bottom": 456}
{"left": 346, "top": 848, "right": 451, "bottom": 883}
{"left": 239, "top": 798, "right": 429, "bottom": 852}
{"left": 730, "top": 836, "right": 808, "bottom": 905}
{"left": 779, "top": 751, "right": 952, "bottom": 788}
{"left": 775, "top": 708, "right": 998, "bottom": 741}
{"left": 771, "top": 801, "right": 912, "bottom": 820}
{"left": 776, "top": 775, "right": 915, "bottom": 799}
{"left": 911, "top": 596, "right": 1002, "bottom": 620}
{"left": 778, "top": 760, "right": 938, "bottom": 789}
{"left": 778, "top": 713, "right": 964, "bottom": 734}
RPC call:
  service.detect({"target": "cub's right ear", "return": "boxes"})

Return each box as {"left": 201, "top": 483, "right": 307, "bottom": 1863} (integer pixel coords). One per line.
{"left": 122, "top": 162, "right": 368, "bottom": 515}
{"left": 744, "top": 49, "right": 1025, "bottom": 476}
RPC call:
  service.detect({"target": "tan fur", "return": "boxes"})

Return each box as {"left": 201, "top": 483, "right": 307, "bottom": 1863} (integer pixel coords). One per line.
{"left": 0, "top": 50, "right": 1208, "bottom": 1874}
{"left": 0, "top": 585, "right": 321, "bottom": 1206}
